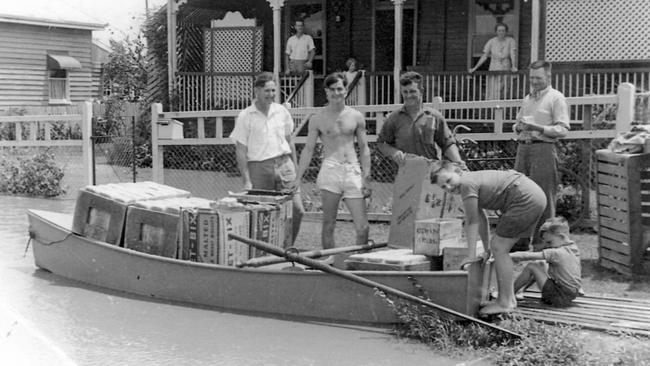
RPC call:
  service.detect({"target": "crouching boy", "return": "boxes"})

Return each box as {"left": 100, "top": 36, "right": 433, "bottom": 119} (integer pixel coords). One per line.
{"left": 511, "top": 217, "right": 581, "bottom": 307}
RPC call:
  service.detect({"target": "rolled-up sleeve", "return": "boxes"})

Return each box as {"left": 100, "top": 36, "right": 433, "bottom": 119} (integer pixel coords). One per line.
{"left": 543, "top": 96, "right": 570, "bottom": 138}
{"left": 229, "top": 111, "right": 249, "bottom": 145}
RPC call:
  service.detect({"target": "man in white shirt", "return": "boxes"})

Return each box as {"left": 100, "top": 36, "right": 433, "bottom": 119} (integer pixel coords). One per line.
{"left": 512, "top": 60, "right": 570, "bottom": 251}
{"left": 230, "top": 72, "right": 304, "bottom": 243}
{"left": 284, "top": 20, "right": 315, "bottom": 75}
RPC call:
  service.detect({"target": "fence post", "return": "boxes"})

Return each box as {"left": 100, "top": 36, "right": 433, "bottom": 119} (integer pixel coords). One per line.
{"left": 494, "top": 106, "right": 504, "bottom": 133}
{"left": 581, "top": 105, "right": 593, "bottom": 227}
{"left": 81, "top": 101, "right": 93, "bottom": 186}
{"left": 151, "top": 103, "right": 164, "bottom": 183}
{"left": 304, "top": 71, "right": 314, "bottom": 107}
{"left": 616, "top": 82, "right": 635, "bottom": 133}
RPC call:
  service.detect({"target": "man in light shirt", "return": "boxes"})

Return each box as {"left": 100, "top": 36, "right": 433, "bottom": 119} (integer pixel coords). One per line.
{"left": 284, "top": 20, "right": 315, "bottom": 75}
{"left": 512, "top": 60, "right": 570, "bottom": 251}
{"left": 230, "top": 72, "right": 304, "bottom": 243}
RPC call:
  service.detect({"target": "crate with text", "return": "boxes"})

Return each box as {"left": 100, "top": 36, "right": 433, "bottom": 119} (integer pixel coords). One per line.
{"left": 229, "top": 190, "right": 293, "bottom": 248}
{"left": 179, "top": 207, "right": 251, "bottom": 266}
{"left": 413, "top": 218, "right": 464, "bottom": 256}
{"left": 72, "top": 182, "right": 190, "bottom": 245}
{"left": 388, "top": 157, "right": 464, "bottom": 249}
{"left": 124, "top": 197, "right": 215, "bottom": 258}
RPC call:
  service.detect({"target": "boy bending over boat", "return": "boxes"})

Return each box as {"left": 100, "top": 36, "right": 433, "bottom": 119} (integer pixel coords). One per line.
{"left": 296, "top": 72, "right": 371, "bottom": 249}
{"left": 510, "top": 217, "right": 581, "bottom": 307}
{"left": 430, "top": 162, "right": 546, "bottom": 315}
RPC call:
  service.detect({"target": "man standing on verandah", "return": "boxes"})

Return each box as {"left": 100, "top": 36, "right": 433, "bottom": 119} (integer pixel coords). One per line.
{"left": 229, "top": 72, "right": 304, "bottom": 243}
{"left": 295, "top": 72, "right": 371, "bottom": 249}
{"left": 284, "top": 20, "right": 315, "bottom": 75}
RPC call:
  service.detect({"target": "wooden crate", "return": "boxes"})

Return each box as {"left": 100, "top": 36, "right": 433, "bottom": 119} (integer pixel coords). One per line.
{"left": 596, "top": 150, "right": 650, "bottom": 275}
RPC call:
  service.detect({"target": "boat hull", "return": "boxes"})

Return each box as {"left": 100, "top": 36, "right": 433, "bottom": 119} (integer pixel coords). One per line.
{"left": 27, "top": 209, "right": 486, "bottom": 325}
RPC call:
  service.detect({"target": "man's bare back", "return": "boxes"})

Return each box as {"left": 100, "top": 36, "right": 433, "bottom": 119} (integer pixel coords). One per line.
{"left": 312, "top": 105, "right": 365, "bottom": 163}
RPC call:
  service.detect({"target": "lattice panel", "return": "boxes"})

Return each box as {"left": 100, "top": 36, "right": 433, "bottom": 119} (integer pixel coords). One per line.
{"left": 204, "top": 27, "right": 263, "bottom": 73}
{"left": 546, "top": 0, "right": 650, "bottom": 62}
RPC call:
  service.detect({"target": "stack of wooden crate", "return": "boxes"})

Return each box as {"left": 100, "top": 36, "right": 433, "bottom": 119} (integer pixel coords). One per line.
{"left": 596, "top": 150, "right": 650, "bottom": 275}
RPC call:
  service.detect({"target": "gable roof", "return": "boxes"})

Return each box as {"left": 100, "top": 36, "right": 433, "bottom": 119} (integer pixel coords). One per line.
{"left": 0, "top": 0, "right": 106, "bottom": 30}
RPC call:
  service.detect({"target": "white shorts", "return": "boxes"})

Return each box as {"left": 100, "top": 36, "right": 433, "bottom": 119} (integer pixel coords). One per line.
{"left": 316, "top": 158, "right": 364, "bottom": 199}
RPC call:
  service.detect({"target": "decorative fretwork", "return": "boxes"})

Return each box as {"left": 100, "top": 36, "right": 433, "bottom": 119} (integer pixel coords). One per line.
{"left": 546, "top": 0, "right": 650, "bottom": 62}
{"left": 204, "top": 27, "right": 263, "bottom": 73}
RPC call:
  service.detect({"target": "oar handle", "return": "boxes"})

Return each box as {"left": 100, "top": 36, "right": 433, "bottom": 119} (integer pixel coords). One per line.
{"left": 237, "top": 241, "right": 388, "bottom": 268}
{"left": 229, "top": 233, "right": 522, "bottom": 341}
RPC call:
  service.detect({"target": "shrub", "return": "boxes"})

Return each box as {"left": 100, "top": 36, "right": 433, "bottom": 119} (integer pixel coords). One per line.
{"left": 0, "top": 151, "right": 65, "bottom": 197}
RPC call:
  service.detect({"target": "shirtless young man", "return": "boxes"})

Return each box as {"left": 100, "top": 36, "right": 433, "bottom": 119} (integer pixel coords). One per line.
{"left": 296, "top": 72, "right": 371, "bottom": 249}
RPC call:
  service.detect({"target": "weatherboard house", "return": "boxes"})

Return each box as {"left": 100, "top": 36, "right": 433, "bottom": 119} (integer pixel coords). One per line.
{"left": 0, "top": 3, "right": 107, "bottom": 108}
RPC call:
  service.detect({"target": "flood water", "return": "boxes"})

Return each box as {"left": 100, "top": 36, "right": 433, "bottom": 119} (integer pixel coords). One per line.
{"left": 0, "top": 196, "right": 483, "bottom": 366}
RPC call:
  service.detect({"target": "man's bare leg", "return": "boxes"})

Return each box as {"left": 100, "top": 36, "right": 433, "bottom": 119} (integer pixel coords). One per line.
{"left": 481, "top": 235, "right": 518, "bottom": 315}
{"left": 320, "top": 190, "right": 342, "bottom": 249}
{"left": 343, "top": 197, "right": 369, "bottom": 245}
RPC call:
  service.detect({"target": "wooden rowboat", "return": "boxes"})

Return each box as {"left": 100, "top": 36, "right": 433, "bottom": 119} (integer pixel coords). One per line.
{"left": 27, "top": 209, "right": 488, "bottom": 326}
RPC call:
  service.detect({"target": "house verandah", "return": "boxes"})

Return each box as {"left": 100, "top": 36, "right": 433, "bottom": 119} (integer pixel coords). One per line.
{"left": 162, "top": 0, "right": 650, "bottom": 112}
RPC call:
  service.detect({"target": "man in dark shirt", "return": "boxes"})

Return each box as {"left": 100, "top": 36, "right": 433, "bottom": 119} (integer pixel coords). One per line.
{"left": 377, "top": 71, "right": 463, "bottom": 165}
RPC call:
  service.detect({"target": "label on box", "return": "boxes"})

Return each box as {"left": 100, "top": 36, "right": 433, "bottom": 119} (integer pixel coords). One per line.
{"left": 413, "top": 218, "right": 463, "bottom": 256}
{"left": 180, "top": 208, "right": 250, "bottom": 266}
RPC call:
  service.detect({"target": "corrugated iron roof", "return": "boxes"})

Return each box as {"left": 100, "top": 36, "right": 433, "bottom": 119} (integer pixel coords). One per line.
{"left": 0, "top": 0, "right": 106, "bottom": 30}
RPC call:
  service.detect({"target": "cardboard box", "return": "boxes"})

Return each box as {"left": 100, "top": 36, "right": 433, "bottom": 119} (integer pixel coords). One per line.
{"left": 442, "top": 240, "right": 485, "bottom": 271}
{"left": 414, "top": 218, "right": 464, "bottom": 256}
{"left": 388, "top": 157, "right": 465, "bottom": 249}
{"left": 230, "top": 190, "right": 293, "bottom": 248}
{"left": 179, "top": 207, "right": 251, "bottom": 266}
{"left": 344, "top": 249, "right": 431, "bottom": 271}
{"left": 72, "top": 182, "right": 190, "bottom": 245}
{"left": 123, "top": 197, "right": 215, "bottom": 258}
{"left": 247, "top": 203, "right": 283, "bottom": 258}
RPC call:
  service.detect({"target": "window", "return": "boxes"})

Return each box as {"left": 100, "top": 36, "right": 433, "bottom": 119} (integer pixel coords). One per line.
{"left": 47, "top": 53, "right": 81, "bottom": 104}
{"left": 49, "top": 69, "right": 69, "bottom": 103}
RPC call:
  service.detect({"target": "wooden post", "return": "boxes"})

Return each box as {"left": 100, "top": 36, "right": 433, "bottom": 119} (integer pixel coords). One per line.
{"left": 304, "top": 71, "right": 314, "bottom": 107}
{"left": 167, "top": 0, "right": 178, "bottom": 109}
{"left": 616, "top": 82, "right": 635, "bottom": 133}
{"left": 393, "top": 0, "right": 405, "bottom": 103}
{"left": 531, "top": 0, "right": 540, "bottom": 62}
{"left": 267, "top": 0, "right": 285, "bottom": 103}
{"left": 81, "top": 101, "right": 93, "bottom": 186}
{"left": 580, "top": 105, "right": 593, "bottom": 228}
{"left": 151, "top": 103, "right": 164, "bottom": 183}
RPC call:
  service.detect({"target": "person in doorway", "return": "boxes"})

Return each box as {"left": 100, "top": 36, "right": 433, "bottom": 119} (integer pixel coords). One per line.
{"left": 229, "top": 72, "right": 304, "bottom": 243}
{"left": 285, "top": 20, "right": 315, "bottom": 76}
{"left": 512, "top": 60, "right": 570, "bottom": 251}
{"left": 431, "top": 162, "right": 547, "bottom": 315}
{"left": 510, "top": 217, "right": 581, "bottom": 308}
{"left": 295, "top": 72, "right": 371, "bottom": 249}
{"left": 469, "top": 23, "right": 518, "bottom": 99}
{"left": 344, "top": 57, "right": 359, "bottom": 85}
{"left": 377, "top": 71, "right": 463, "bottom": 166}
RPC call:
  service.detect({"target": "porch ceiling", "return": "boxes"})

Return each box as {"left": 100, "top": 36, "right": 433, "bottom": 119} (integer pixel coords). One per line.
{"left": 180, "top": 0, "right": 266, "bottom": 24}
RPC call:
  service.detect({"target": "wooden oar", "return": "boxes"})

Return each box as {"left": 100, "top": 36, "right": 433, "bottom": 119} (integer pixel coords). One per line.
{"left": 229, "top": 233, "right": 522, "bottom": 341}
{"left": 237, "top": 241, "right": 387, "bottom": 268}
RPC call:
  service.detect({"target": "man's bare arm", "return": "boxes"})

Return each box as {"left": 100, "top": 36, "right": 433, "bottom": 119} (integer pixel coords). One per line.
{"left": 296, "top": 116, "right": 320, "bottom": 182}
{"left": 235, "top": 142, "right": 251, "bottom": 189}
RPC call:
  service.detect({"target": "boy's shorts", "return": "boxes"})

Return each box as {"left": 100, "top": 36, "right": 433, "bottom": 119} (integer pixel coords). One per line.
{"left": 541, "top": 279, "right": 577, "bottom": 307}
{"left": 316, "top": 158, "right": 364, "bottom": 199}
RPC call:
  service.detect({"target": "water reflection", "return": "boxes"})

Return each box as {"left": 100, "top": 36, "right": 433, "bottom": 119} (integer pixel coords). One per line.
{"left": 0, "top": 196, "right": 470, "bottom": 366}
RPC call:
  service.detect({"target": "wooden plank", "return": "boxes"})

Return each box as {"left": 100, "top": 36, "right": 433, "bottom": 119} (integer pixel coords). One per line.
{"left": 596, "top": 150, "right": 626, "bottom": 164}
{"left": 596, "top": 184, "right": 627, "bottom": 198}
{"left": 598, "top": 206, "right": 630, "bottom": 222}
{"left": 597, "top": 173, "right": 627, "bottom": 187}
{"left": 599, "top": 256, "right": 631, "bottom": 276}
{"left": 598, "top": 162, "right": 627, "bottom": 176}
{"left": 598, "top": 216, "right": 627, "bottom": 231}
{"left": 599, "top": 228, "right": 629, "bottom": 247}
{"left": 599, "top": 236, "right": 631, "bottom": 255}
{"left": 598, "top": 195, "right": 629, "bottom": 211}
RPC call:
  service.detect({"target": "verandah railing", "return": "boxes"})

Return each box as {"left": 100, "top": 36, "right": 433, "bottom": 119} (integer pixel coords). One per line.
{"left": 175, "top": 71, "right": 315, "bottom": 111}
{"left": 175, "top": 68, "right": 650, "bottom": 112}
